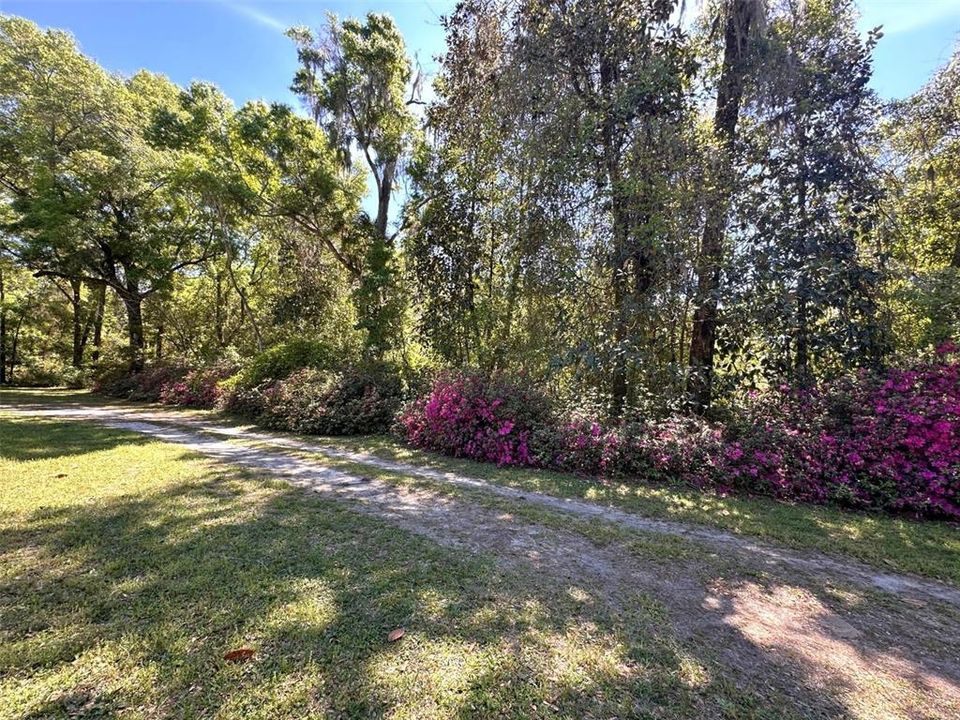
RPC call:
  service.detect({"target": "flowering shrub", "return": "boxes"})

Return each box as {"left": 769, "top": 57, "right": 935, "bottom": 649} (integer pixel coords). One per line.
{"left": 398, "top": 371, "right": 551, "bottom": 466}
{"left": 95, "top": 362, "right": 231, "bottom": 409}
{"left": 398, "top": 354, "right": 960, "bottom": 520}
{"left": 717, "top": 348, "right": 960, "bottom": 517}
{"left": 222, "top": 363, "right": 404, "bottom": 435}
{"left": 158, "top": 365, "right": 232, "bottom": 408}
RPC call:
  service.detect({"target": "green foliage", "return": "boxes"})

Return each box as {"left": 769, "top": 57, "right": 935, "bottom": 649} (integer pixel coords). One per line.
{"left": 353, "top": 230, "right": 405, "bottom": 356}
{"left": 232, "top": 339, "right": 345, "bottom": 389}
{"left": 230, "top": 101, "right": 365, "bottom": 257}
{"left": 289, "top": 12, "right": 417, "bottom": 353}
{"left": 257, "top": 363, "right": 405, "bottom": 435}
{"left": 882, "top": 44, "right": 960, "bottom": 353}
{"left": 719, "top": 0, "right": 887, "bottom": 387}
{"left": 0, "top": 5, "right": 958, "bottom": 431}
{"left": 289, "top": 13, "right": 414, "bottom": 179}
{"left": 0, "top": 17, "right": 224, "bottom": 368}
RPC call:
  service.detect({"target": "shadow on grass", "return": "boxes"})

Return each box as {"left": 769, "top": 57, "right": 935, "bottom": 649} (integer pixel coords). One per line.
{"left": 0, "top": 387, "right": 106, "bottom": 407}
{"left": 319, "top": 434, "right": 960, "bottom": 586}
{"left": 6, "top": 389, "right": 958, "bottom": 586}
{"left": 5, "top": 416, "right": 956, "bottom": 718}
{"left": 0, "top": 417, "right": 151, "bottom": 461}
{"left": 0, "top": 460, "right": 863, "bottom": 719}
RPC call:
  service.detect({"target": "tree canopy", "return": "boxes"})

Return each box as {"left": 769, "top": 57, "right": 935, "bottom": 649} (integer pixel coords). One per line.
{"left": 0, "top": 3, "right": 956, "bottom": 418}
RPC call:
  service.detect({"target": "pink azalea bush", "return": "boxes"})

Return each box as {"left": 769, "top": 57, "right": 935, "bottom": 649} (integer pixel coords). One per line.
{"left": 157, "top": 366, "right": 231, "bottom": 408}
{"left": 398, "top": 347, "right": 960, "bottom": 519}
{"left": 718, "top": 345, "right": 960, "bottom": 517}
{"left": 538, "top": 416, "right": 726, "bottom": 485}
{"left": 95, "top": 362, "right": 232, "bottom": 409}
{"left": 397, "top": 371, "right": 550, "bottom": 466}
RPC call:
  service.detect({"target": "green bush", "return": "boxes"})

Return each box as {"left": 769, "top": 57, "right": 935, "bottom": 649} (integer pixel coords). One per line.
{"left": 233, "top": 339, "right": 341, "bottom": 389}
{"left": 59, "top": 366, "right": 90, "bottom": 389}
{"left": 93, "top": 363, "right": 187, "bottom": 401}
{"left": 6, "top": 357, "right": 88, "bottom": 388}
{"left": 92, "top": 363, "right": 141, "bottom": 397}
{"left": 240, "top": 362, "right": 405, "bottom": 435}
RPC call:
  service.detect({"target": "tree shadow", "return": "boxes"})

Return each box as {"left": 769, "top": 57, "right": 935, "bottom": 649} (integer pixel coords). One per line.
{"left": 0, "top": 461, "right": 879, "bottom": 719}
{"left": 0, "top": 417, "right": 151, "bottom": 461}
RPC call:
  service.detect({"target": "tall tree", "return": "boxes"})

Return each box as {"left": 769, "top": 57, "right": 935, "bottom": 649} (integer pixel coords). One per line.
{"left": 687, "top": 0, "right": 764, "bottom": 412}
{"left": 407, "top": 0, "right": 560, "bottom": 370}
{"left": 289, "top": 13, "right": 418, "bottom": 354}
{"left": 727, "top": 0, "right": 885, "bottom": 384}
{"left": 0, "top": 256, "right": 6, "bottom": 384}
{"left": 0, "top": 18, "right": 219, "bottom": 369}
{"left": 407, "top": 0, "right": 704, "bottom": 415}
{"left": 882, "top": 43, "right": 960, "bottom": 348}
{"left": 228, "top": 100, "right": 367, "bottom": 334}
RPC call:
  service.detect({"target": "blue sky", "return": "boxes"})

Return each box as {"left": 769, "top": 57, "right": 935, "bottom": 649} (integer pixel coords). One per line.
{"left": 1, "top": 0, "right": 957, "bottom": 110}
{"left": 0, "top": 1, "right": 455, "bottom": 110}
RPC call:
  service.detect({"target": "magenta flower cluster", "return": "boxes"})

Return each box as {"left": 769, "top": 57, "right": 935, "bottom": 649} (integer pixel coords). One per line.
{"left": 398, "top": 371, "right": 548, "bottom": 466}
{"left": 157, "top": 366, "right": 228, "bottom": 408}
{"left": 399, "top": 348, "right": 960, "bottom": 519}
{"left": 713, "top": 348, "right": 960, "bottom": 518}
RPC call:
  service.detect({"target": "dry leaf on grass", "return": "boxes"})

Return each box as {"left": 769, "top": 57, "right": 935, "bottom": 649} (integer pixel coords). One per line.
{"left": 223, "top": 647, "right": 256, "bottom": 662}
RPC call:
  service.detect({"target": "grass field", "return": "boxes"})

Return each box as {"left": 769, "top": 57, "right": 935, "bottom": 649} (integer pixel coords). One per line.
{"left": 1, "top": 414, "right": 818, "bottom": 720}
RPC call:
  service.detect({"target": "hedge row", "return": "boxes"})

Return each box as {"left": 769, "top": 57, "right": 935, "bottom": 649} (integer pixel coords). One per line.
{"left": 398, "top": 348, "right": 960, "bottom": 520}
{"left": 95, "top": 341, "right": 960, "bottom": 519}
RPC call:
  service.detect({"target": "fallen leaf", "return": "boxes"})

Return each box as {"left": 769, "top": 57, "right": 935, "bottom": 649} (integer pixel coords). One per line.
{"left": 223, "top": 647, "right": 255, "bottom": 663}
{"left": 387, "top": 628, "right": 405, "bottom": 643}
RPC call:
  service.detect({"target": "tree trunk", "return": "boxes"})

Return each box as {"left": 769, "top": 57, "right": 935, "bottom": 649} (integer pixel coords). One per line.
{"left": 9, "top": 312, "right": 22, "bottom": 383}
{"left": 794, "top": 135, "right": 812, "bottom": 386}
{"left": 609, "top": 258, "right": 630, "bottom": 419}
{"left": 687, "top": 0, "right": 757, "bottom": 412}
{"left": 71, "top": 278, "right": 84, "bottom": 368}
{"left": 91, "top": 282, "right": 105, "bottom": 363}
{"left": 599, "top": 53, "right": 633, "bottom": 419}
{"left": 120, "top": 290, "right": 145, "bottom": 372}
{"left": 225, "top": 260, "right": 263, "bottom": 352}
{"left": 795, "top": 278, "right": 811, "bottom": 382}
{"left": 0, "top": 265, "right": 6, "bottom": 385}
{"left": 357, "top": 157, "right": 398, "bottom": 358}
{"left": 376, "top": 159, "right": 396, "bottom": 241}
{"left": 214, "top": 271, "right": 225, "bottom": 347}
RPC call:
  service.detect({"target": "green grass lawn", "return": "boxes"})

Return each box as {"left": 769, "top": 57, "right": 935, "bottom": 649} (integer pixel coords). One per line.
{"left": 1, "top": 415, "right": 819, "bottom": 720}
{"left": 2, "top": 387, "right": 958, "bottom": 587}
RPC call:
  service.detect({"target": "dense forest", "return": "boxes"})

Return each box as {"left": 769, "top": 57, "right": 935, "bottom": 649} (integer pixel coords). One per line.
{"left": 1, "top": 1, "right": 959, "bottom": 517}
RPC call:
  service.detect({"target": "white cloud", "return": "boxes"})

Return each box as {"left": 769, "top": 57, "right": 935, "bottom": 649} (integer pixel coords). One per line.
{"left": 216, "top": 1, "right": 288, "bottom": 33}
